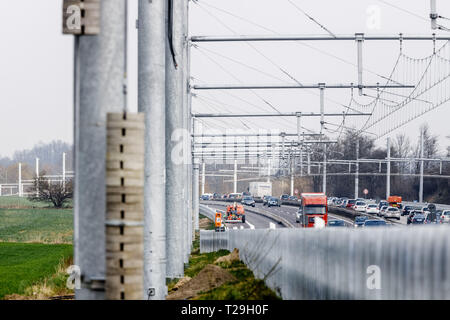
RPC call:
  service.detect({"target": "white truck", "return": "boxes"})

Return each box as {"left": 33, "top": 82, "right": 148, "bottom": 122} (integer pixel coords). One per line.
{"left": 248, "top": 182, "right": 272, "bottom": 198}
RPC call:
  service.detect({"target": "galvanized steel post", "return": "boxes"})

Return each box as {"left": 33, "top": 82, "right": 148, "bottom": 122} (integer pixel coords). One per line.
{"left": 74, "top": 0, "right": 126, "bottom": 300}
{"left": 138, "top": 0, "right": 167, "bottom": 300}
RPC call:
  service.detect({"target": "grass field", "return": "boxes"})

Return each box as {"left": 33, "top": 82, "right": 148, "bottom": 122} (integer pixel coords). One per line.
{"left": 0, "top": 196, "right": 74, "bottom": 299}
{"left": 0, "top": 208, "right": 73, "bottom": 243}
{"left": 0, "top": 242, "right": 73, "bottom": 299}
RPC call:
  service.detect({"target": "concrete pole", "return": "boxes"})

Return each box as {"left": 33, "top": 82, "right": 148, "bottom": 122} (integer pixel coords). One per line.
{"left": 267, "top": 158, "right": 271, "bottom": 183}
{"left": 386, "top": 137, "right": 391, "bottom": 200}
{"left": 18, "top": 163, "right": 22, "bottom": 197}
{"left": 355, "top": 139, "right": 359, "bottom": 199}
{"left": 74, "top": 0, "right": 126, "bottom": 300}
{"left": 419, "top": 130, "right": 424, "bottom": 203}
{"left": 193, "top": 158, "right": 200, "bottom": 231}
{"left": 138, "top": 0, "right": 167, "bottom": 300}
{"left": 165, "top": 0, "right": 185, "bottom": 279}
{"left": 234, "top": 159, "right": 238, "bottom": 193}
{"left": 35, "top": 158, "right": 39, "bottom": 197}
{"left": 201, "top": 162, "right": 206, "bottom": 195}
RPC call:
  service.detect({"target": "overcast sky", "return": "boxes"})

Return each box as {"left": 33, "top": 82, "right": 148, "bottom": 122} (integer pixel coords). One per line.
{"left": 1, "top": 0, "right": 449, "bottom": 158}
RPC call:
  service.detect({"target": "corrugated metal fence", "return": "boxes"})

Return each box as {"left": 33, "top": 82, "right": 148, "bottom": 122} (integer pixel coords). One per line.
{"left": 200, "top": 225, "right": 450, "bottom": 299}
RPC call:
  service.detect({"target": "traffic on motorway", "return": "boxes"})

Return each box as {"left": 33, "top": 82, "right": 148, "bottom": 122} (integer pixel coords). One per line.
{"left": 201, "top": 192, "right": 450, "bottom": 230}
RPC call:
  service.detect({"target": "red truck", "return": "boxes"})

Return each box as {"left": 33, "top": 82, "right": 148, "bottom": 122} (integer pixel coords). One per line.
{"left": 299, "top": 193, "right": 328, "bottom": 228}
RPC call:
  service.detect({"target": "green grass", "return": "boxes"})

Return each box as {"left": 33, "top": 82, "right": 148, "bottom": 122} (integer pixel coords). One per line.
{"left": 196, "top": 259, "right": 280, "bottom": 300}
{"left": 0, "top": 242, "right": 73, "bottom": 299}
{"left": 0, "top": 208, "right": 73, "bottom": 243}
{"left": 0, "top": 196, "right": 49, "bottom": 209}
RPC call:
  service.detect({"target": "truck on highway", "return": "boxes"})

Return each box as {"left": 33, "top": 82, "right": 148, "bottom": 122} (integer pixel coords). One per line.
{"left": 225, "top": 202, "right": 246, "bottom": 223}
{"left": 388, "top": 196, "right": 402, "bottom": 209}
{"left": 299, "top": 193, "right": 328, "bottom": 228}
{"left": 248, "top": 182, "right": 272, "bottom": 198}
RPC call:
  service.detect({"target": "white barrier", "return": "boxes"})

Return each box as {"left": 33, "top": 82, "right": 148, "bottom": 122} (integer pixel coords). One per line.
{"left": 200, "top": 226, "right": 450, "bottom": 300}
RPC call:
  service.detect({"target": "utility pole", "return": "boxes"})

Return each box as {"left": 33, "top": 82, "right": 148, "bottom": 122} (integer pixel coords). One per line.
{"left": 165, "top": 0, "right": 185, "bottom": 279}
{"left": 74, "top": 0, "right": 126, "bottom": 300}
{"left": 201, "top": 162, "right": 206, "bottom": 195}
{"left": 234, "top": 159, "right": 238, "bottom": 193}
{"left": 419, "top": 130, "right": 424, "bottom": 203}
{"left": 193, "top": 158, "right": 200, "bottom": 231}
{"left": 62, "top": 152, "right": 66, "bottom": 191}
{"left": 386, "top": 137, "right": 391, "bottom": 200}
{"left": 430, "top": 0, "right": 438, "bottom": 30}
{"left": 138, "top": 0, "right": 167, "bottom": 300}
{"left": 322, "top": 145, "right": 327, "bottom": 194}
{"left": 290, "top": 156, "right": 295, "bottom": 196}
{"left": 296, "top": 113, "right": 303, "bottom": 176}
{"left": 356, "top": 33, "right": 364, "bottom": 95}
{"left": 35, "top": 158, "right": 39, "bottom": 197}
{"left": 18, "top": 163, "right": 22, "bottom": 197}
{"left": 355, "top": 139, "right": 359, "bottom": 199}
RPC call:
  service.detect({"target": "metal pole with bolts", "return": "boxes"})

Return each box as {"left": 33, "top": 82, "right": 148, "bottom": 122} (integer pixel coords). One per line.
{"left": 419, "top": 130, "right": 425, "bottom": 203}
{"left": 138, "top": 0, "right": 167, "bottom": 300}
{"left": 165, "top": 0, "right": 185, "bottom": 279}
{"left": 386, "top": 137, "right": 391, "bottom": 200}
{"left": 74, "top": 0, "right": 126, "bottom": 300}
{"left": 319, "top": 83, "right": 326, "bottom": 193}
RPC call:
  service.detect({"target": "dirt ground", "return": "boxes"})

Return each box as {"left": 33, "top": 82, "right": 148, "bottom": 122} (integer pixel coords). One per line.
{"left": 167, "top": 264, "right": 236, "bottom": 300}
{"left": 199, "top": 217, "right": 213, "bottom": 229}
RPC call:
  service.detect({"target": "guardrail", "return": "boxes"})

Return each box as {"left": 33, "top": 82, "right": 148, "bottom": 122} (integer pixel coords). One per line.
{"left": 200, "top": 226, "right": 450, "bottom": 299}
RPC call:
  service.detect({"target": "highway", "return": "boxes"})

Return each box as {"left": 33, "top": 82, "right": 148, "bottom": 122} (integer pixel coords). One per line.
{"left": 200, "top": 200, "right": 421, "bottom": 229}
{"left": 201, "top": 200, "right": 355, "bottom": 228}
{"left": 201, "top": 201, "right": 286, "bottom": 229}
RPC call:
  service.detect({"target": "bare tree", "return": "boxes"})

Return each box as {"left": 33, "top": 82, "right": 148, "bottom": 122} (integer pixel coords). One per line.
{"left": 28, "top": 172, "right": 73, "bottom": 208}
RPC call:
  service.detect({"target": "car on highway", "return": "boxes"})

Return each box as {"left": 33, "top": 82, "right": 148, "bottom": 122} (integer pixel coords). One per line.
{"left": 407, "top": 211, "right": 425, "bottom": 225}
{"left": 440, "top": 210, "right": 450, "bottom": 224}
{"left": 201, "top": 193, "right": 214, "bottom": 201}
{"left": 340, "top": 199, "right": 348, "bottom": 208}
{"left": 262, "top": 195, "right": 271, "bottom": 206}
{"left": 421, "top": 207, "right": 431, "bottom": 214}
{"left": 402, "top": 205, "right": 417, "bottom": 216}
{"left": 384, "top": 207, "right": 401, "bottom": 220}
{"left": 280, "top": 194, "right": 290, "bottom": 201}
{"left": 354, "top": 215, "right": 368, "bottom": 228}
{"left": 295, "top": 208, "right": 302, "bottom": 223}
{"left": 346, "top": 199, "right": 357, "bottom": 209}
{"left": 363, "top": 219, "right": 387, "bottom": 227}
{"left": 241, "top": 196, "right": 256, "bottom": 207}
{"left": 353, "top": 201, "right": 367, "bottom": 212}
{"left": 424, "top": 211, "right": 440, "bottom": 224}
{"left": 288, "top": 195, "right": 298, "bottom": 201}
{"left": 378, "top": 200, "right": 388, "bottom": 210}
{"left": 378, "top": 206, "right": 389, "bottom": 217}
{"left": 427, "top": 203, "right": 437, "bottom": 212}
{"left": 365, "top": 204, "right": 379, "bottom": 215}
{"left": 328, "top": 219, "right": 346, "bottom": 227}
{"left": 267, "top": 197, "right": 281, "bottom": 207}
